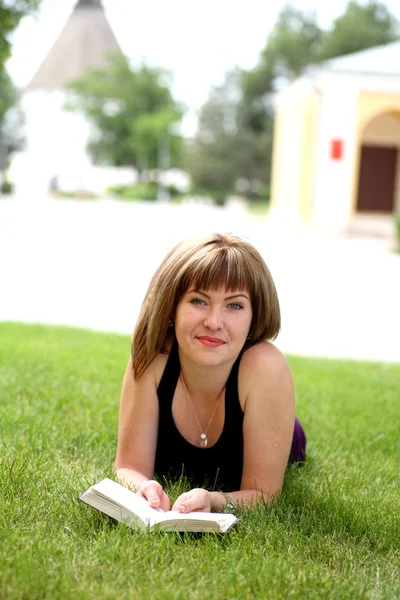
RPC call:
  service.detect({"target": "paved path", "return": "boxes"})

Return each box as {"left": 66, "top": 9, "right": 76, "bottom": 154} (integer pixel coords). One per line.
{"left": 1, "top": 195, "right": 399, "bottom": 363}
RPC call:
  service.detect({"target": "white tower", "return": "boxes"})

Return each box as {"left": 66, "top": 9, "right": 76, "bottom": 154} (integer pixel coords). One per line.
{"left": 10, "top": 0, "right": 122, "bottom": 196}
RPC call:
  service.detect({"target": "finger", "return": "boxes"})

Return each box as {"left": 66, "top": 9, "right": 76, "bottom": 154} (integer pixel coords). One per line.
{"left": 171, "top": 493, "right": 187, "bottom": 512}
{"left": 159, "top": 491, "right": 171, "bottom": 512}
{"left": 140, "top": 484, "right": 161, "bottom": 508}
{"left": 176, "top": 489, "right": 210, "bottom": 513}
{"left": 171, "top": 492, "right": 192, "bottom": 513}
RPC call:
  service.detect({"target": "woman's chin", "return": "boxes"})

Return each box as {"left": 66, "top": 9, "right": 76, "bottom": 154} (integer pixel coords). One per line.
{"left": 182, "top": 340, "right": 237, "bottom": 367}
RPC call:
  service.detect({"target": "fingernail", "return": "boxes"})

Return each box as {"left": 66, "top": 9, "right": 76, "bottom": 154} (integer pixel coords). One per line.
{"left": 150, "top": 499, "right": 157, "bottom": 506}
{"left": 179, "top": 505, "right": 186, "bottom": 513}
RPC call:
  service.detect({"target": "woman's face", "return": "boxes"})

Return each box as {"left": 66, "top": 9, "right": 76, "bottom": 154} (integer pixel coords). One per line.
{"left": 174, "top": 287, "right": 253, "bottom": 368}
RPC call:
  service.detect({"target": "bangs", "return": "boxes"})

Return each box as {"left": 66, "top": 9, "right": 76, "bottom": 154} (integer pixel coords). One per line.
{"left": 179, "top": 247, "right": 255, "bottom": 296}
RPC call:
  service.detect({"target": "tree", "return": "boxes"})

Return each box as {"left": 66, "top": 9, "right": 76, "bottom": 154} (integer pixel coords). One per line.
{"left": 185, "top": 71, "right": 239, "bottom": 200}
{"left": 186, "top": 70, "right": 272, "bottom": 203}
{"left": 0, "top": 1, "right": 41, "bottom": 71}
{"left": 320, "top": 0, "right": 399, "bottom": 60}
{"left": 67, "top": 53, "right": 184, "bottom": 177}
{"left": 0, "top": 1, "right": 41, "bottom": 173}
{"left": 0, "top": 71, "right": 16, "bottom": 127}
{"left": 186, "top": 8, "right": 324, "bottom": 202}
{"left": 239, "top": 7, "right": 323, "bottom": 134}
{"left": 241, "top": 1, "right": 399, "bottom": 134}
{"left": 0, "top": 71, "right": 24, "bottom": 157}
{"left": 187, "top": 1, "right": 399, "bottom": 203}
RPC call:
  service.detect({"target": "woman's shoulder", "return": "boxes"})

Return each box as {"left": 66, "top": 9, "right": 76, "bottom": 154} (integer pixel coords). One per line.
{"left": 148, "top": 344, "right": 173, "bottom": 388}
{"left": 137, "top": 336, "right": 176, "bottom": 387}
{"left": 240, "top": 340, "right": 289, "bottom": 372}
{"left": 238, "top": 341, "right": 292, "bottom": 406}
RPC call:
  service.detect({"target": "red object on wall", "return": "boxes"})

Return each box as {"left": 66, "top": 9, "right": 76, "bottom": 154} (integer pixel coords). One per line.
{"left": 330, "top": 139, "right": 343, "bottom": 160}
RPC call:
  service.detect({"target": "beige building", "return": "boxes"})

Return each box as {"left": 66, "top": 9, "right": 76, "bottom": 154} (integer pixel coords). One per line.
{"left": 270, "top": 42, "right": 400, "bottom": 234}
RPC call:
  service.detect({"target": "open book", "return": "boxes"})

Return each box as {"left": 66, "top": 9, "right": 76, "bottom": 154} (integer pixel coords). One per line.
{"left": 79, "top": 478, "right": 238, "bottom": 533}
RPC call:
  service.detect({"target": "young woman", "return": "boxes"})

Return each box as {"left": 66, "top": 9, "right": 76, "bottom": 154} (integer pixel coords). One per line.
{"left": 115, "top": 233, "right": 306, "bottom": 513}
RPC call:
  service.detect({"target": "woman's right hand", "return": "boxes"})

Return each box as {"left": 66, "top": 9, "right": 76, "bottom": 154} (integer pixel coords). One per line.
{"left": 135, "top": 480, "right": 170, "bottom": 511}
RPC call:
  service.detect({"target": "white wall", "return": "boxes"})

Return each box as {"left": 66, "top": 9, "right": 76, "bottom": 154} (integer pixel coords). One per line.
{"left": 312, "top": 74, "right": 359, "bottom": 231}
{"left": 9, "top": 89, "right": 192, "bottom": 198}
{"left": 9, "top": 89, "right": 92, "bottom": 196}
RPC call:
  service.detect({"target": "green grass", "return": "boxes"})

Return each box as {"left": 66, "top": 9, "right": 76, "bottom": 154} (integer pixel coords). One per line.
{"left": 247, "top": 199, "right": 270, "bottom": 216}
{"left": 1, "top": 322, "right": 399, "bottom": 600}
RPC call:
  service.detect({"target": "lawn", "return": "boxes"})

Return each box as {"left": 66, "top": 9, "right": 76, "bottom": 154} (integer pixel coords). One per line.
{"left": 1, "top": 323, "right": 399, "bottom": 600}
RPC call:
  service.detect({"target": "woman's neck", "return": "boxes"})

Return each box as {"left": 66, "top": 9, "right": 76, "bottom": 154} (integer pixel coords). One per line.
{"left": 177, "top": 347, "right": 235, "bottom": 401}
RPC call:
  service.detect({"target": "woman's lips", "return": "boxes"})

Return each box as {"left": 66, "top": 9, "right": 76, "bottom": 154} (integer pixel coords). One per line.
{"left": 197, "top": 336, "right": 225, "bottom": 348}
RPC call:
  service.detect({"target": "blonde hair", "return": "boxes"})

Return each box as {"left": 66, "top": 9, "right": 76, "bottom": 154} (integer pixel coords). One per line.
{"left": 132, "top": 233, "right": 280, "bottom": 379}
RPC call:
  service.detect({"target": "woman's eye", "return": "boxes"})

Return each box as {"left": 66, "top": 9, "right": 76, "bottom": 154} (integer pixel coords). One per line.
{"left": 190, "top": 298, "right": 205, "bottom": 305}
{"left": 229, "top": 302, "right": 243, "bottom": 310}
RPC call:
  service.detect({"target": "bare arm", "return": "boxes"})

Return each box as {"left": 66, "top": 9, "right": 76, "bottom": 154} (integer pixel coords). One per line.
{"left": 115, "top": 355, "right": 170, "bottom": 510}
{"left": 172, "top": 343, "right": 295, "bottom": 513}
{"left": 236, "top": 343, "right": 295, "bottom": 506}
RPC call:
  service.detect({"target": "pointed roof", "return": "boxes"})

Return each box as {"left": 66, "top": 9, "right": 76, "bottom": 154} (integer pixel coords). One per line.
{"left": 27, "top": 0, "right": 121, "bottom": 90}
{"left": 317, "top": 41, "right": 400, "bottom": 77}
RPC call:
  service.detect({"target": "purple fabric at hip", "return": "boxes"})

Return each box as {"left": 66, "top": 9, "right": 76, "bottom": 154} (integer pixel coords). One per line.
{"left": 289, "top": 417, "right": 307, "bottom": 463}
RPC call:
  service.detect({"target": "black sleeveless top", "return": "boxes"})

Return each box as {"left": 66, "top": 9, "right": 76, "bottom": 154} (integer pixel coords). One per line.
{"left": 154, "top": 341, "right": 244, "bottom": 492}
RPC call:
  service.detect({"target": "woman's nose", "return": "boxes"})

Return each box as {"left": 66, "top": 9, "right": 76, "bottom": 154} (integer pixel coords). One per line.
{"left": 204, "top": 307, "right": 223, "bottom": 330}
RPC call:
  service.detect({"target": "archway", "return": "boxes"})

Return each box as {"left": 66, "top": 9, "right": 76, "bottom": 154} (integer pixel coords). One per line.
{"left": 356, "top": 111, "right": 400, "bottom": 213}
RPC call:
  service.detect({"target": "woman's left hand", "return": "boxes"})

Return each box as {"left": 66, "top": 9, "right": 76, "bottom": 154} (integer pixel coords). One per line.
{"left": 171, "top": 488, "right": 211, "bottom": 513}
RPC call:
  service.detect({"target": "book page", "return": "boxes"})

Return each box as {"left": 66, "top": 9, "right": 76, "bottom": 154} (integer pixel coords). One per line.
{"left": 84, "top": 480, "right": 237, "bottom": 532}
{"left": 89, "top": 479, "right": 159, "bottom": 526}
{"left": 163, "top": 511, "right": 223, "bottom": 521}
{"left": 158, "top": 511, "right": 238, "bottom": 533}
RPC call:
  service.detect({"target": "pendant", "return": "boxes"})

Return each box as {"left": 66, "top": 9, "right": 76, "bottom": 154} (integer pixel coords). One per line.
{"left": 200, "top": 433, "right": 208, "bottom": 447}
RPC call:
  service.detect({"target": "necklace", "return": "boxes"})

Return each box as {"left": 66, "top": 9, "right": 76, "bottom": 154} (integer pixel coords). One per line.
{"left": 179, "top": 373, "right": 225, "bottom": 448}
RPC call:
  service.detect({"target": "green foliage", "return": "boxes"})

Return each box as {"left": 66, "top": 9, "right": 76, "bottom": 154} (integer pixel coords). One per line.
{"left": 186, "top": 8, "right": 323, "bottom": 200}
{"left": 0, "top": 1, "right": 39, "bottom": 165}
{"left": 0, "top": 1, "right": 41, "bottom": 70}
{"left": 185, "top": 72, "right": 238, "bottom": 200}
{"left": 238, "top": 6, "right": 324, "bottom": 137}
{"left": 1, "top": 178, "right": 13, "bottom": 194}
{"left": 0, "top": 70, "right": 16, "bottom": 125}
{"left": 242, "top": 1, "right": 398, "bottom": 129}
{"left": 188, "top": 1, "right": 399, "bottom": 203}
{"left": 247, "top": 199, "right": 269, "bottom": 216}
{"left": 107, "top": 181, "right": 183, "bottom": 202}
{"left": 107, "top": 181, "right": 158, "bottom": 201}
{"left": 55, "top": 190, "right": 98, "bottom": 200}
{"left": 320, "top": 0, "right": 399, "bottom": 60}
{"left": 0, "top": 73, "right": 24, "bottom": 167}
{"left": 186, "top": 71, "right": 273, "bottom": 203}
{"left": 267, "top": 7, "right": 323, "bottom": 77}
{"left": 186, "top": 135, "right": 236, "bottom": 202}
{"left": 0, "top": 323, "right": 399, "bottom": 599}
{"left": 66, "top": 54, "right": 184, "bottom": 174}
{"left": 255, "top": 7, "right": 323, "bottom": 91}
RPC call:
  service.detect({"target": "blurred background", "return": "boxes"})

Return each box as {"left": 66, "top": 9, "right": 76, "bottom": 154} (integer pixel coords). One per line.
{"left": 1, "top": 0, "right": 399, "bottom": 362}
